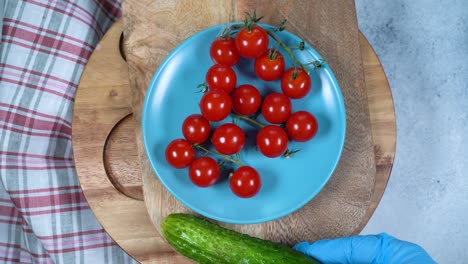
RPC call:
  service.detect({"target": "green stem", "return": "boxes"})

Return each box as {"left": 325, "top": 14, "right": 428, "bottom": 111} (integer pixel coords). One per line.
{"left": 193, "top": 145, "right": 245, "bottom": 166}
{"left": 283, "top": 149, "right": 301, "bottom": 158}
{"left": 303, "top": 59, "right": 325, "bottom": 68}
{"left": 232, "top": 113, "right": 265, "bottom": 128}
{"left": 227, "top": 23, "right": 243, "bottom": 32}
{"left": 265, "top": 29, "right": 309, "bottom": 72}
{"left": 226, "top": 24, "right": 322, "bottom": 71}
{"left": 231, "top": 24, "right": 243, "bottom": 29}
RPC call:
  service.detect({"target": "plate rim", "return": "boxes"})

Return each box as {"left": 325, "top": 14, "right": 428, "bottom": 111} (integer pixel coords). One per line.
{"left": 142, "top": 23, "right": 346, "bottom": 224}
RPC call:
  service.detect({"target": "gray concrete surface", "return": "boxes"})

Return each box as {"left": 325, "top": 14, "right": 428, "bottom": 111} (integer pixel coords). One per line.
{"left": 356, "top": 0, "right": 468, "bottom": 262}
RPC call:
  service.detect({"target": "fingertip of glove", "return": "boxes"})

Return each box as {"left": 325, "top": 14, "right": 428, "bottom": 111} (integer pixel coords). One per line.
{"left": 378, "top": 232, "right": 393, "bottom": 239}
{"left": 293, "top": 241, "right": 312, "bottom": 254}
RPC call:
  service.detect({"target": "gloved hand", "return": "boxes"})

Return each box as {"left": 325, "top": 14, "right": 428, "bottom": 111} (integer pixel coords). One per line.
{"left": 294, "top": 233, "right": 436, "bottom": 264}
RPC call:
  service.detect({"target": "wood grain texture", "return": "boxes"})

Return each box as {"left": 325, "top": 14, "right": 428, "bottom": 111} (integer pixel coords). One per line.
{"left": 73, "top": 20, "right": 166, "bottom": 263}
{"left": 73, "top": 19, "right": 395, "bottom": 263}
{"left": 236, "top": 0, "right": 377, "bottom": 243}
{"left": 355, "top": 34, "right": 396, "bottom": 232}
{"left": 122, "top": 0, "right": 375, "bottom": 244}
{"left": 103, "top": 114, "right": 142, "bottom": 200}
{"left": 122, "top": 0, "right": 235, "bottom": 232}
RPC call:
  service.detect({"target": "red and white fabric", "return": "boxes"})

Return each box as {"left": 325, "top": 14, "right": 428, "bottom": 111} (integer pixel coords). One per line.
{"left": 0, "top": 1, "right": 134, "bottom": 263}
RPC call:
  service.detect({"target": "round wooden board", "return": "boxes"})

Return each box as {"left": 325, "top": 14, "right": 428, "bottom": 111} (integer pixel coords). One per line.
{"left": 73, "top": 19, "right": 395, "bottom": 263}
{"left": 127, "top": 3, "right": 377, "bottom": 249}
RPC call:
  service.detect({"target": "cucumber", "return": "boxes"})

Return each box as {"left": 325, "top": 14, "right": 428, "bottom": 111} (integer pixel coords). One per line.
{"left": 161, "top": 213, "right": 320, "bottom": 264}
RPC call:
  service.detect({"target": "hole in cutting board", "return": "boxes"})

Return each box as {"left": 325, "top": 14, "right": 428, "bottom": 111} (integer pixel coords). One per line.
{"left": 119, "top": 32, "right": 127, "bottom": 61}
{"left": 103, "top": 113, "right": 143, "bottom": 200}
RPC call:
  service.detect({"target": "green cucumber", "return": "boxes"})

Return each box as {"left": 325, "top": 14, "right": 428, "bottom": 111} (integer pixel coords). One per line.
{"left": 161, "top": 213, "right": 320, "bottom": 264}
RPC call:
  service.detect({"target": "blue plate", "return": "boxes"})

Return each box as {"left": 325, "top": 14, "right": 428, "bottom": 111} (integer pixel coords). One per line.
{"left": 142, "top": 24, "right": 346, "bottom": 224}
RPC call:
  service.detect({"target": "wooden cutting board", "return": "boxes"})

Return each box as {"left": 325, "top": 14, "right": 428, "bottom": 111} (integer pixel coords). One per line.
{"left": 73, "top": 19, "right": 395, "bottom": 263}
{"left": 122, "top": 0, "right": 376, "bottom": 244}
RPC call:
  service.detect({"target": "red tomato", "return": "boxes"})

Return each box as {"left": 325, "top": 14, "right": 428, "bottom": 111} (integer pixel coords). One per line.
{"left": 200, "top": 90, "right": 232, "bottom": 122}
{"left": 254, "top": 50, "right": 285, "bottom": 81}
{"left": 286, "top": 111, "right": 318, "bottom": 142}
{"left": 261, "top": 93, "right": 292, "bottom": 124}
{"left": 229, "top": 166, "right": 261, "bottom": 198}
{"left": 165, "top": 139, "right": 195, "bottom": 168}
{"left": 212, "top": 123, "right": 245, "bottom": 155}
{"left": 182, "top": 114, "right": 211, "bottom": 144}
{"left": 189, "top": 157, "right": 220, "bottom": 187}
{"left": 210, "top": 37, "right": 240, "bottom": 66}
{"left": 256, "top": 125, "right": 288, "bottom": 158}
{"left": 231, "top": 84, "right": 262, "bottom": 116}
{"left": 206, "top": 64, "right": 237, "bottom": 94}
{"left": 281, "top": 68, "right": 312, "bottom": 99}
{"left": 235, "top": 26, "right": 269, "bottom": 59}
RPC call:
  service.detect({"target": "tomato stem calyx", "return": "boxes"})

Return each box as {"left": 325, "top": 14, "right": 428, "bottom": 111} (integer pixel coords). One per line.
{"left": 267, "top": 48, "right": 279, "bottom": 60}
{"left": 196, "top": 82, "right": 208, "bottom": 93}
{"left": 283, "top": 149, "right": 301, "bottom": 158}
{"left": 220, "top": 27, "right": 233, "bottom": 38}
{"left": 244, "top": 10, "right": 263, "bottom": 32}
{"left": 277, "top": 18, "right": 287, "bottom": 32}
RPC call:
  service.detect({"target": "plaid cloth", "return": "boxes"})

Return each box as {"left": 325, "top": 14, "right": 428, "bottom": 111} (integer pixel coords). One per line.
{"left": 0, "top": 0, "right": 134, "bottom": 263}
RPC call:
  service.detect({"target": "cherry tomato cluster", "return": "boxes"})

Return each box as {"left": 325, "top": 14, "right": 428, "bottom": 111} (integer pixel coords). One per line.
{"left": 165, "top": 113, "right": 260, "bottom": 198}
{"left": 165, "top": 20, "right": 319, "bottom": 199}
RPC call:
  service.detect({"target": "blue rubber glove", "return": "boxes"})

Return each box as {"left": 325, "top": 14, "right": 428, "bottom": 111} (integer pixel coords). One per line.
{"left": 294, "top": 233, "right": 436, "bottom": 264}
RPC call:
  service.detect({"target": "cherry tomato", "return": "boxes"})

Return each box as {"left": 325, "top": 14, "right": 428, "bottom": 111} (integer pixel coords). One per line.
{"left": 189, "top": 157, "right": 220, "bottom": 187}
{"left": 281, "top": 68, "right": 312, "bottom": 99}
{"left": 254, "top": 50, "right": 285, "bottom": 81}
{"left": 165, "top": 139, "right": 195, "bottom": 168}
{"left": 235, "top": 26, "right": 269, "bottom": 59}
{"left": 261, "top": 93, "right": 292, "bottom": 124}
{"left": 286, "top": 111, "right": 318, "bottom": 142}
{"left": 212, "top": 123, "right": 245, "bottom": 155}
{"left": 256, "top": 125, "right": 288, "bottom": 158}
{"left": 200, "top": 89, "right": 232, "bottom": 122}
{"left": 206, "top": 64, "right": 237, "bottom": 94}
{"left": 210, "top": 37, "right": 240, "bottom": 66}
{"left": 231, "top": 84, "right": 262, "bottom": 116}
{"left": 229, "top": 166, "right": 261, "bottom": 198}
{"left": 182, "top": 114, "right": 211, "bottom": 144}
